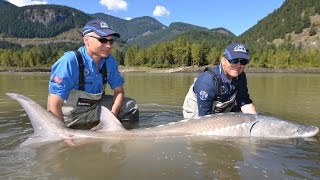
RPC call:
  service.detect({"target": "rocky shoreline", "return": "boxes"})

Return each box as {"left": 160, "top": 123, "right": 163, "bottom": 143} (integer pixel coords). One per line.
{"left": 119, "top": 66, "right": 320, "bottom": 74}
{"left": 1, "top": 66, "right": 320, "bottom": 74}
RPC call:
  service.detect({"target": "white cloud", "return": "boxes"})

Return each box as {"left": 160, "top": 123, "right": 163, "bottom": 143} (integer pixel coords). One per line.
{"left": 153, "top": 5, "right": 170, "bottom": 17}
{"left": 6, "top": 0, "right": 47, "bottom": 7}
{"left": 125, "top": 17, "right": 132, "bottom": 20}
{"left": 99, "top": 0, "right": 127, "bottom": 11}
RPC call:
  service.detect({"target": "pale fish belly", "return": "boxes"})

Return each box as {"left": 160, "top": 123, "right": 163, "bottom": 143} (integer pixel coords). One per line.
{"left": 196, "top": 122, "right": 253, "bottom": 137}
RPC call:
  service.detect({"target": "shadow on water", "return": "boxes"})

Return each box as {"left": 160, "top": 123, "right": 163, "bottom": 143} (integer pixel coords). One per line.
{"left": 1, "top": 136, "right": 319, "bottom": 179}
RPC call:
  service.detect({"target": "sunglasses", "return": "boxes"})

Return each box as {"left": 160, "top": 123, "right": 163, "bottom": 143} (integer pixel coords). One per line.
{"left": 87, "top": 35, "right": 114, "bottom": 44}
{"left": 227, "top": 58, "right": 249, "bottom": 65}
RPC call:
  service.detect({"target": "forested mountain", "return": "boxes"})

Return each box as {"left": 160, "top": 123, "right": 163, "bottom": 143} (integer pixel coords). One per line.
{"left": 0, "top": 0, "right": 90, "bottom": 38}
{"left": 0, "top": 0, "right": 320, "bottom": 69}
{"left": 126, "top": 22, "right": 235, "bottom": 47}
{"left": 239, "top": 0, "right": 320, "bottom": 48}
{"left": 1, "top": 0, "right": 319, "bottom": 46}
{"left": 90, "top": 13, "right": 167, "bottom": 42}
{"left": 0, "top": 0, "right": 233, "bottom": 46}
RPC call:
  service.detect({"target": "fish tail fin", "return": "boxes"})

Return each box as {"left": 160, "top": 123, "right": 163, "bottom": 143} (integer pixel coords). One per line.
{"left": 6, "top": 93, "right": 66, "bottom": 146}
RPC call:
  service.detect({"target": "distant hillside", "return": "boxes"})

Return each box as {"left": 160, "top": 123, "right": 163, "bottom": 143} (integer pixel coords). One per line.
{"left": 211, "top": 27, "right": 235, "bottom": 36}
{"left": 127, "top": 22, "right": 234, "bottom": 47}
{"left": 0, "top": 0, "right": 91, "bottom": 38}
{"left": 1, "top": 0, "right": 320, "bottom": 69}
{"left": 239, "top": 0, "right": 320, "bottom": 48}
{"left": 1, "top": 0, "right": 320, "bottom": 49}
{"left": 0, "top": 1, "right": 234, "bottom": 48}
{"left": 173, "top": 29, "right": 235, "bottom": 43}
{"left": 91, "top": 13, "right": 166, "bottom": 42}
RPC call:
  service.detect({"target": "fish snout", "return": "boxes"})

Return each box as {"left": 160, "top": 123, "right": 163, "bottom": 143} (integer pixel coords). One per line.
{"left": 298, "top": 125, "right": 319, "bottom": 137}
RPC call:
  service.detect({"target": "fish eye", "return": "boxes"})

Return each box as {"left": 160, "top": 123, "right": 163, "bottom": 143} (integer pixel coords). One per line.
{"left": 296, "top": 129, "right": 301, "bottom": 134}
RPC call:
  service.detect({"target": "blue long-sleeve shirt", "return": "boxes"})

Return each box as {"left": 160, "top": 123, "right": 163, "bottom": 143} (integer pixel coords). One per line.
{"left": 193, "top": 65, "right": 252, "bottom": 116}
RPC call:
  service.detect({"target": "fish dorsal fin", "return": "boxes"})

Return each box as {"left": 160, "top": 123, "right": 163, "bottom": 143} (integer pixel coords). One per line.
{"left": 96, "top": 106, "right": 126, "bottom": 132}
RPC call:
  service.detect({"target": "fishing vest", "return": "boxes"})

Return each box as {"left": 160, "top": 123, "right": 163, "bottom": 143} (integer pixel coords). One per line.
{"left": 74, "top": 50, "right": 108, "bottom": 91}
{"left": 203, "top": 67, "right": 237, "bottom": 113}
{"left": 62, "top": 51, "right": 109, "bottom": 127}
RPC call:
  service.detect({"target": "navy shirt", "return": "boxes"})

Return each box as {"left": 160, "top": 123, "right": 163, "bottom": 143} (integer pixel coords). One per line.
{"left": 49, "top": 46, "right": 124, "bottom": 100}
{"left": 193, "top": 64, "right": 252, "bottom": 116}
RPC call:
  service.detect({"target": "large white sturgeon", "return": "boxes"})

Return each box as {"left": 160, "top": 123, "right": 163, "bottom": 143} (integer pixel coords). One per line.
{"left": 6, "top": 93, "right": 319, "bottom": 146}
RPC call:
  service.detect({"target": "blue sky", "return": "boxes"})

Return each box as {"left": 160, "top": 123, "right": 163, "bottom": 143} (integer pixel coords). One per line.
{"left": 6, "top": 0, "right": 285, "bottom": 36}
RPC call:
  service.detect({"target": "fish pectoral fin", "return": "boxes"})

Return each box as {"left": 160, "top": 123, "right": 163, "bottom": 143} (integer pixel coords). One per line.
{"left": 97, "top": 106, "right": 126, "bottom": 131}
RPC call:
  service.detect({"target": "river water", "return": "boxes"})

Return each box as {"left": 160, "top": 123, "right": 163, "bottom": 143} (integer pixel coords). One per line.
{"left": 0, "top": 72, "right": 319, "bottom": 179}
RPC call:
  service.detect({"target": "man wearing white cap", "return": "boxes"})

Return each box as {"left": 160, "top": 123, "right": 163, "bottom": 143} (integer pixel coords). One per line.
{"left": 182, "top": 42, "right": 257, "bottom": 119}
{"left": 47, "top": 19, "right": 139, "bottom": 129}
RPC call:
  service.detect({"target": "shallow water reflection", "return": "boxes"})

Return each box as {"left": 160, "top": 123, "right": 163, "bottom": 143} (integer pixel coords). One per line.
{"left": 0, "top": 72, "right": 319, "bottom": 179}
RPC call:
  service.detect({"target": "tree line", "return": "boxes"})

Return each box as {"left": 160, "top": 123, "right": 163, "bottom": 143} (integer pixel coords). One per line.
{"left": 123, "top": 37, "right": 320, "bottom": 68}
{"left": 0, "top": 36, "right": 319, "bottom": 69}
{"left": 0, "top": 42, "right": 81, "bottom": 67}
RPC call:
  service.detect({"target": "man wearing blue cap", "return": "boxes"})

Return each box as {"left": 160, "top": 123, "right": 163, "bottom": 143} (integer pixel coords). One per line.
{"left": 182, "top": 42, "right": 257, "bottom": 119}
{"left": 47, "top": 19, "right": 139, "bottom": 129}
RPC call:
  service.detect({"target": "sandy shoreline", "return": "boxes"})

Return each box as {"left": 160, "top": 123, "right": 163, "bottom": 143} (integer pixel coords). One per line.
{"left": 1, "top": 66, "right": 320, "bottom": 73}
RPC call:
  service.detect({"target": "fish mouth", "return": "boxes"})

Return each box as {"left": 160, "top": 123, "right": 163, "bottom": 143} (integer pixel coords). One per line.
{"left": 301, "top": 126, "right": 319, "bottom": 137}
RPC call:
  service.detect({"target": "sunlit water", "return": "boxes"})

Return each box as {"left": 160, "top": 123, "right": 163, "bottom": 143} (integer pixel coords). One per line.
{"left": 0, "top": 72, "right": 319, "bottom": 179}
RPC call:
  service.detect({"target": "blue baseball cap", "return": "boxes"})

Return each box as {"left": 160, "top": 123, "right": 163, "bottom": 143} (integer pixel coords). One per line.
{"left": 82, "top": 19, "right": 120, "bottom": 37}
{"left": 224, "top": 42, "right": 250, "bottom": 60}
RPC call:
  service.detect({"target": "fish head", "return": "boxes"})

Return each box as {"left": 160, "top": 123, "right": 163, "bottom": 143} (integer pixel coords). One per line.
{"left": 250, "top": 117, "right": 319, "bottom": 138}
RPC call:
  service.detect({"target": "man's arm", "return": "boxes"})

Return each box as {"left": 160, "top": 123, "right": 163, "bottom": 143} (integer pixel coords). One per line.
{"left": 236, "top": 72, "right": 257, "bottom": 114}
{"left": 240, "top": 103, "right": 257, "bottom": 114}
{"left": 193, "top": 72, "right": 217, "bottom": 116}
{"left": 111, "top": 86, "right": 125, "bottom": 117}
{"left": 47, "top": 93, "right": 65, "bottom": 122}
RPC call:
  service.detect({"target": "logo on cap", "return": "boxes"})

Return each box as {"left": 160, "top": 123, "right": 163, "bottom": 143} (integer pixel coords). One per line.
{"left": 233, "top": 44, "right": 247, "bottom": 53}
{"left": 100, "top": 22, "right": 109, "bottom": 28}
